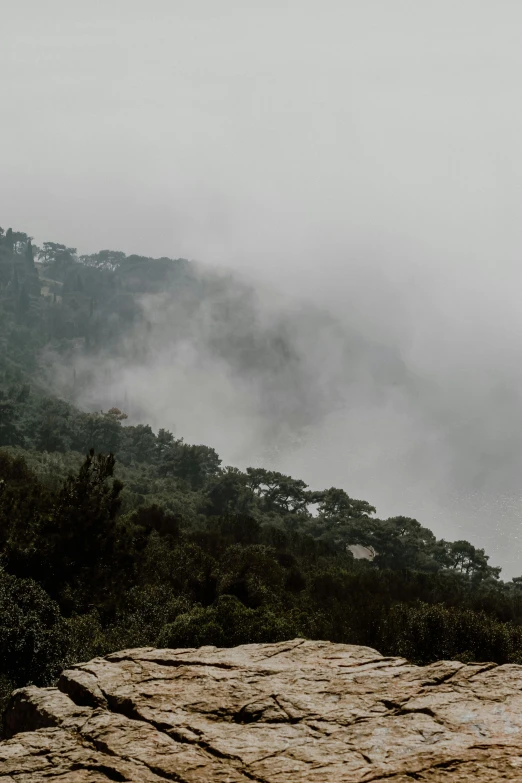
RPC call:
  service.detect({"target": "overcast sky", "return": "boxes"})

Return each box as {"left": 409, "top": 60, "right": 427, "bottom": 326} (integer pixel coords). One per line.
{"left": 2, "top": 1, "right": 522, "bottom": 575}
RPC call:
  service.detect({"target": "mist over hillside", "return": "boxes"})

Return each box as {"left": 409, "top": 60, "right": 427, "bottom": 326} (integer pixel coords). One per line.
{"left": 74, "top": 261, "right": 522, "bottom": 581}
{"left": 57, "top": 263, "right": 413, "bottom": 467}
{"left": 2, "top": 224, "right": 521, "bottom": 578}
{"left": 64, "top": 250, "right": 522, "bottom": 580}
{"left": 36, "top": 239, "right": 420, "bottom": 490}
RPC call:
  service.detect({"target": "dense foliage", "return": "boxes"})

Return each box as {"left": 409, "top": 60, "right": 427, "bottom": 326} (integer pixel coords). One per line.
{"left": 1, "top": 223, "right": 522, "bottom": 725}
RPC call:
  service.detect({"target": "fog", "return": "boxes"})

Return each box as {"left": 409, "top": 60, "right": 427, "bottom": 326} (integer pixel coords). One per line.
{"left": 2, "top": 2, "right": 522, "bottom": 576}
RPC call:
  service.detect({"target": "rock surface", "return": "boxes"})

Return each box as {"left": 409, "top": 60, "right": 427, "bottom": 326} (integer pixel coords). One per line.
{"left": 2, "top": 639, "right": 522, "bottom": 781}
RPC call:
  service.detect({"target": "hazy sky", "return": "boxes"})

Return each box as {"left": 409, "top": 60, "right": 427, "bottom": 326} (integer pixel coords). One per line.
{"left": 2, "top": 2, "right": 521, "bottom": 275}
{"left": 3, "top": 2, "right": 522, "bottom": 576}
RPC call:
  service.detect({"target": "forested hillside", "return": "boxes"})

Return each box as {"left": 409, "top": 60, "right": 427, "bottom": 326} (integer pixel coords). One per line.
{"left": 1, "top": 224, "right": 522, "bottom": 726}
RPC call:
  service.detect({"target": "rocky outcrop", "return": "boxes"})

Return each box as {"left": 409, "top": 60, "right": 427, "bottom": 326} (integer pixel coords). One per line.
{"left": 2, "top": 639, "right": 522, "bottom": 781}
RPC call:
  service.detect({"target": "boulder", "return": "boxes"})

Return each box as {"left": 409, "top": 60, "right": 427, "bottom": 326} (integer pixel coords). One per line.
{"left": 2, "top": 638, "right": 522, "bottom": 781}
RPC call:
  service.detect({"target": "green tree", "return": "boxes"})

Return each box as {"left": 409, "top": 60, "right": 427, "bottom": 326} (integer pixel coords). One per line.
{"left": 40, "top": 450, "right": 123, "bottom": 610}
{"left": 245, "top": 468, "right": 312, "bottom": 515}
{"left": 442, "top": 539, "right": 501, "bottom": 580}
{"left": 314, "top": 487, "right": 376, "bottom": 520}
{"left": 205, "top": 468, "right": 254, "bottom": 517}
{"left": 0, "top": 570, "right": 68, "bottom": 687}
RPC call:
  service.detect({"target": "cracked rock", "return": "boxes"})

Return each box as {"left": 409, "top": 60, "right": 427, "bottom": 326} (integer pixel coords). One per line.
{"left": 2, "top": 639, "right": 522, "bottom": 781}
